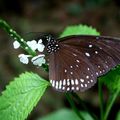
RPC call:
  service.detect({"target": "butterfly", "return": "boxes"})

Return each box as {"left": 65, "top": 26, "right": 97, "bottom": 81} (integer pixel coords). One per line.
{"left": 26, "top": 34, "right": 120, "bottom": 92}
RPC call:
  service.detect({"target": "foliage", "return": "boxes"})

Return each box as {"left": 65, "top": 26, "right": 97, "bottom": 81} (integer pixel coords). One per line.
{"left": 0, "top": 72, "right": 49, "bottom": 120}
{"left": 100, "top": 65, "right": 120, "bottom": 92}
{"left": 116, "top": 111, "right": 120, "bottom": 120}
{"left": 39, "top": 109, "right": 94, "bottom": 120}
{"left": 60, "top": 24, "right": 100, "bottom": 37}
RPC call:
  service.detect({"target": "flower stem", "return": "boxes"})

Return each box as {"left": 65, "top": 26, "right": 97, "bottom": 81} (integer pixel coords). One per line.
{"left": 0, "top": 19, "right": 36, "bottom": 56}
{"left": 103, "top": 90, "right": 119, "bottom": 120}
{"left": 98, "top": 80, "right": 104, "bottom": 120}
{"left": 65, "top": 93, "right": 85, "bottom": 120}
{"left": 71, "top": 92, "right": 98, "bottom": 120}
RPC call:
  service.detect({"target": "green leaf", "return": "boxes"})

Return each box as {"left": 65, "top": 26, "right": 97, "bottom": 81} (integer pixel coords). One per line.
{"left": 116, "top": 111, "right": 120, "bottom": 120}
{"left": 99, "top": 65, "right": 120, "bottom": 92}
{"left": 0, "top": 72, "right": 49, "bottom": 120}
{"left": 38, "top": 109, "right": 94, "bottom": 120}
{"left": 60, "top": 24, "right": 100, "bottom": 37}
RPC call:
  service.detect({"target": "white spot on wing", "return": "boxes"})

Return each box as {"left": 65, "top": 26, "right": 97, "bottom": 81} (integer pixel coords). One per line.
{"left": 96, "top": 72, "right": 98, "bottom": 75}
{"left": 67, "top": 87, "right": 70, "bottom": 91}
{"left": 71, "top": 79, "right": 74, "bottom": 85}
{"left": 86, "top": 75, "right": 89, "bottom": 79}
{"left": 62, "top": 87, "right": 65, "bottom": 90}
{"left": 81, "top": 84, "right": 84, "bottom": 87}
{"left": 76, "top": 65, "right": 79, "bottom": 67}
{"left": 76, "top": 87, "right": 79, "bottom": 90}
{"left": 65, "top": 69, "right": 67, "bottom": 73}
{"left": 76, "top": 60, "right": 80, "bottom": 63}
{"left": 91, "top": 80, "right": 93, "bottom": 82}
{"left": 56, "top": 81, "right": 58, "bottom": 86}
{"left": 73, "top": 53, "right": 77, "bottom": 56}
{"left": 80, "top": 79, "right": 84, "bottom": 82}
{"left": 63, "top": 79, "right": 66, "bottom": 85}
{"left": 71, "top": 87, "right": 74, "bottom": 90}
{"left": 85, "top": 84, "right": 87, "bottom": 87}
{"left": 70, "top": 66, "right": 73, "bottom": 68}
{"left": 50, "top": 80, "right": 52, "bottom": 84}
{"left": 106, "top": 65, "right": 108, "bottom": 68}
{"left": 55, "top": 81, "right": 59, "bottom": 89}
{"left": 98, "top": 65, "right": 100, "bottom": 68}
{"left": 105, "top": 61, "right": 107, "bottom": 64}
{"left": 59, "top": 80, "right": 62, "bottom": 89}
{"left": 95, "top": 51, "right": 98, "bottom": 54}
{"left": 85, "top": 52, "right": 90, "bottom": 57}
{"left": 67, "top": 79, "right": 70, "bottom": 86}
{"left": 87, "top": 68, "right": 90, "bottom": 71}
{"left": 89, "top": 44, "right": 92, "bottom": 48}
{"left": 75, "top": 79, "right": 79, "bottom": 85}
{"left": 52, "top": 80, "right": 55, "bottom": 87}
{"left": 70, "top": 72, "right": 73, "bottom": 75}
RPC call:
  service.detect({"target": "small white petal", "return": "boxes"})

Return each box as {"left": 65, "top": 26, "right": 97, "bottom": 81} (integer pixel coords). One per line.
{"left": 13, "top": 41, "right": 20, "bottom": 49}
{"left": 18, "top": 54, "right": 30, "bottom": 64}
{"left": 38, "top": 39, "right": 42, "bottom": 44}
{"left": 27, "top": 40, "right": 37, "bottom": 51}
{"left": 37, "top": 44, "right": 45, "bottom": 52}
{"left": 31, "top": 54, "right": 46, "bottom": 66}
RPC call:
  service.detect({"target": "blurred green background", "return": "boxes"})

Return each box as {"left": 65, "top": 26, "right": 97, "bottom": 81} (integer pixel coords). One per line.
{"left": 0, "top": 0, "right": 120, "bottom": 120}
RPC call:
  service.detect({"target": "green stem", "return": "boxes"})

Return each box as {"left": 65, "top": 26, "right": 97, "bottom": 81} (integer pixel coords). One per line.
{"left": 103, "top": 90, "right": 119, "bottom": 120}
{"left": 98, "top": 80, "right": 104, "bottom": 120}
{"left": 71, "top": 92, "right": 98, "bottom": 120}
{"left": 0, "top": 19, "right": 36, "bottom": 56}
{"left": 65, "top": 93, "right": 85, "bottom": 120}
{"left": 71, "top": 92, "right": 87, "bottom": 109}
{"left": 0, "top": 19, "right": 50, "bottom": 72}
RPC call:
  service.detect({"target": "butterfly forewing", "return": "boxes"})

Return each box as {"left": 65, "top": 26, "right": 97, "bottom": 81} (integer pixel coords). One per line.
{"left": 49, "top": 35, "right": 120, "bottom": 92}
{"left": 60, "top": 35, "right": 120, "bottom": 76}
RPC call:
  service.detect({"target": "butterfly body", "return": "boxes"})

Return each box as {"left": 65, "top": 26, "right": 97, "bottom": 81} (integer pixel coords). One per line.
{"left": 41, "top": 35, "right": 120, "bottom": 92}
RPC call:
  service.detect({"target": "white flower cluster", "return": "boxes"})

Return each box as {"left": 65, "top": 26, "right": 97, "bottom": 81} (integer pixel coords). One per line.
{"left": 13, "top": 39, "right": 46, "bottom": 66}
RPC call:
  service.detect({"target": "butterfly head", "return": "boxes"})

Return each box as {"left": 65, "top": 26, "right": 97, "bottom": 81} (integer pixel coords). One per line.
{"left": 36, "top": 34, "right": 59, "bottom": 54}
{"left": 45, "top": 35, "right": 59, "bottom": 54}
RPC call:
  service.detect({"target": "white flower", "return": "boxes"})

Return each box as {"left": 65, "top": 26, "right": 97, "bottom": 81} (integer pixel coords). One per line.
{"left": 18, "top": 54, "right": 31, "bottom": 64}
{"left": 26, "top": 39, "right": 45, "bottom": 52}
{"left": 31, "top": 54, "right": 46, "bottom": 66}
{"left": 13, "top": 41, "right": 20, "bottom": 49}
{"left": 27, "top": 40, "right": 38, "bottom": 51}
{"left": 37, "top": 43, "right": 45, "bottom": 52}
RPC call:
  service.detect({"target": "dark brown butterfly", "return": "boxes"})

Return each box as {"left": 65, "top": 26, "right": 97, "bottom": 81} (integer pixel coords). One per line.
{"left": 33, "top": 35, "right": 120, "bottom": 92}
